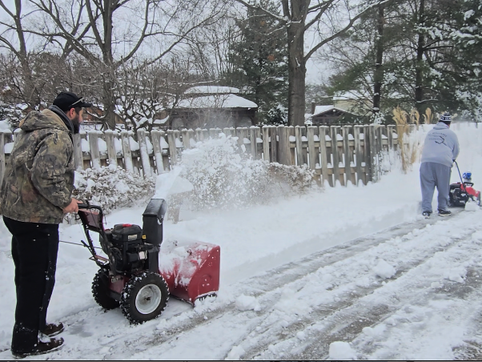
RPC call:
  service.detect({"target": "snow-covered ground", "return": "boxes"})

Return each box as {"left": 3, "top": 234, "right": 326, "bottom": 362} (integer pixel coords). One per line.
{"left": 1, "top": 121, "right": 482, "bottom": 360}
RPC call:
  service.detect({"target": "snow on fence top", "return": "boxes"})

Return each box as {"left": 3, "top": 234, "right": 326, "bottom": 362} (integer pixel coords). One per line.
{"left": 0, "top": 124, "right": 409, "bottom": 188}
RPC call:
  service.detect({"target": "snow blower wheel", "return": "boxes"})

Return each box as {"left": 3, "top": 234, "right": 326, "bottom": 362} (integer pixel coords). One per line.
{"left": 120, "top": 272, "right": 169, "bottom": 324}
{"left": 92, "top": 267, "right": 120, "bottom": 310}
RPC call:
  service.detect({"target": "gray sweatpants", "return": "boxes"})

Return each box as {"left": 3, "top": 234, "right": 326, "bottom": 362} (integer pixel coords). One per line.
{"left": 420, "top": 162, "right": 452, "bottom": 212}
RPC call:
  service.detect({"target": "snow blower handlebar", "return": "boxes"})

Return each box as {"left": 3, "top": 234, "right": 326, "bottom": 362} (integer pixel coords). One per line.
{"left": 77, "top": 202, "right": 110, "bottom": 267}
{"left": 454, "top": 160, "right": 464, "bottom": 185}
{"left": 453, "top": 160, "right": 474, "bottom": 186}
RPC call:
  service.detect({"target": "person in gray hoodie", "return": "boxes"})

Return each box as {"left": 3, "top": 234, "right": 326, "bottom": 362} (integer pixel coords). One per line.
{"left": 420, "top": 113, "right": 460, "bottom": 217}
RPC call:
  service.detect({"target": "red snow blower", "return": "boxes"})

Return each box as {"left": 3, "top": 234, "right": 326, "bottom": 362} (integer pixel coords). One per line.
{"left": 78, "top": 198, "right": 220, "bottom": 324}
{"left": 448, "top": 161, "right": 481, "bottom": 207}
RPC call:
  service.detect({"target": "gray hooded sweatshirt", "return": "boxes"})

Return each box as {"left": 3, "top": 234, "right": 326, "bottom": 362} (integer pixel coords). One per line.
{"left": 421, "top": 121, "right": 460, "bottom": 167}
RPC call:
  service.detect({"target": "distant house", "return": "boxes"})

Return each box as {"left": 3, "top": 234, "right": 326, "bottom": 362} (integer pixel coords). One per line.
{"left": 307, "top": 104, "right": 360, "bottom": 126}
{"left": 333, "top": 90, "right": 372, "bottom": 116}
{"left": 166, "top": 86, "right": 258, "bottom": 130}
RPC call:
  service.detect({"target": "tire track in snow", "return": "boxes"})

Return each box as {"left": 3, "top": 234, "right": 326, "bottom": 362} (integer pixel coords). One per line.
{"left": 48, "top": 210, "right": 482, "bottom": 360}
{"left": 127, "top": 210, "right": 478, "bottom": 360}
{"left": 237, "top": 213, "right": 482, "bottom": 359}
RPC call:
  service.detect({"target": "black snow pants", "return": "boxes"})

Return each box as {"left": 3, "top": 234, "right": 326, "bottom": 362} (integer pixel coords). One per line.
{"left": 3, "top": 216, "right": 59, "bottom": 353}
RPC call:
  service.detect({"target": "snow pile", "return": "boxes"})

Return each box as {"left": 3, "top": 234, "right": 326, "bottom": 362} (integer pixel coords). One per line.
{"left": 329, "top": 341, "right": 357, "bottom": 360}
{"left": 179, "top": 133, "right": 315, "bottom": 210}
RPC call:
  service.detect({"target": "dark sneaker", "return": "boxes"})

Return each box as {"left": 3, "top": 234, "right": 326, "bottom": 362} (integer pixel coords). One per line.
{"left": 41, "top": 322, "right": 64, "bottom": 337}
{"left": 12, "top": 337, "right": 64, "bottom": 358}
{"left": 438, "top": 209, "right": 452, "bottom": 217}
{"left": 422, "top": 211, "right": 431, "bottom": 218}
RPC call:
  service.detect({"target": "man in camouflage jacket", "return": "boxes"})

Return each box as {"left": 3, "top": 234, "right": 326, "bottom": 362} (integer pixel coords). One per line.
{"left": 0, "top": 91, "right": 91, "bottom": 358}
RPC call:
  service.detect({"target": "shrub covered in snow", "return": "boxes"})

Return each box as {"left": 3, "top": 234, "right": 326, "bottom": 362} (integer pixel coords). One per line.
{"left": 179, "top": 134, "right": 316, "bottom": 210}
{"left": 64, "top": 135, "right": 317, "bottom": 221}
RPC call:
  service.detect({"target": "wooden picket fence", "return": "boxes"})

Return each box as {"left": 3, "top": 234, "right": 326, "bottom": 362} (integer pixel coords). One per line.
{"left": 0, "top": 124, "right": 412, "bottom": 188}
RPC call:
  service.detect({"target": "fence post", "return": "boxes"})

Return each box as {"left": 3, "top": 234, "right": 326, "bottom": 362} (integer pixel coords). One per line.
{"left": 195, "top": 128, "right": 204, "bottom": 142}
{"left": 278, "top": 126, "right": 291, "bottom": 165}
{"left": 167, "top": 130, "right": 178, "bottom": 166}
{"left": 151, "top": 130, "right": 165, "bottom": 174}
{"left": 295, "top": 126, "right": 304, "bottom": 166}
{"left": 319, "top": 126, "right": 331, "bottom": 186}
{"left": 223, "top": 127, "right": 235, "bottom": 138}
{"left": 249, "top": 127, "right": 258, "bottom": 158}
{"left": 236, "top": 127, "right": 249, "bottom": 151}
{"left": 354, "top": 125, "right": 364, "bottom": 185}
{"left": 387, "top": 125, "right": 394, "bottom": 149}
{"left": 307, "top": 126, "right": 317, "bottom": 170}
{"left": 137, "top": 129, "right": 152, "bottom": 177}
{"left": 331, "top": 126, "right": 342, "bottom": 186}
{"left": 269, "top": 126, "right": 278, "bottom": 163}
{"left": 343, "top": 125, "right": 354, "bottom": 185}
{"left": 104, "top": 130, "right": 117, "bottom": 168}
{"left": 362, "top": 125, "right": 371, "bottom": 182}
{"left": 71, "top": 133, "right": 82, "bottom": 170}
{"left": 209, "top": 127, "right": 221, "bottom": 139}
{"left": 181, "top": 129, "right": 192, "bottom": 150}
{"left": 289, "top": 126, "right": 296, "bottom": 164}
{"left": 369, "top": 125, "right": 377, "bottom": 182}
{"left": 88, "top": 132, "right": 101, "bottom": 170}
{"left": 376, "top": 125, "right": 383, "bottom": 153}
{"left": 121, "top": 130, "right": 134, "bottom": 173}
{"left": 262, "top": 126, "right": 270, "bottom": 161}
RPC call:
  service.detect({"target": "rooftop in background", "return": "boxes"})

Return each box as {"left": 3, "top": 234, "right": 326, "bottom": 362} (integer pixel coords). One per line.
{"left": 184, "top": 86, "right": 240, "bottom": 95}
{"left": 177, "top": 94, "right": 257, "bottom": 109}
{"left": 312, "top": 105, "right": 355, "bottom": 117}
{"left": 168, "top": 85, "right": 258, "bottom": 130}
{"left": 307, "top": 104, "right": 360, "bottom": 126}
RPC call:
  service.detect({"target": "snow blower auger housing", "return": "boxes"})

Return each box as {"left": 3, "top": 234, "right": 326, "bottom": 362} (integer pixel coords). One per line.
{"left": 448, "top": 164, "right": 481, "bottom": 208}
{"left": 78, "top": 198, "right": 220, "bottom": 324}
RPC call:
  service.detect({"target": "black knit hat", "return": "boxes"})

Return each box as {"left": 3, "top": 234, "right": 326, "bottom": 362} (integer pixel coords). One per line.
{"left": 53, "top": 91, "right": 92, "bottom": 112}
{"left": 439, "top": 112, "right": 451, "bottom": 124}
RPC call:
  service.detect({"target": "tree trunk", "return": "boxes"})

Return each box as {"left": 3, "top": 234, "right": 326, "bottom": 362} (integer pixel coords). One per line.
{"left": 103, "top": 83, "right": 117, "bottom": 130}
{"left": 102, "top": 0, "right": 116, "bottom": 130}
{"left": 415, "top": 0, "right": 425, "bottom": 113}
{"left": 12, "top": 0, "right": 38, "bottom": 106}
{"left": 373, "top": 5, "right": 384, "bottom": 115}
{"left": 287, "top": 0, "right": 307, "bottom": 127}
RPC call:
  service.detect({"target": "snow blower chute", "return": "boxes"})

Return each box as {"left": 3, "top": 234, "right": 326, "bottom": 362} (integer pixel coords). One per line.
{"left": 78, "top": 198, "right": 220, "bottom": 324}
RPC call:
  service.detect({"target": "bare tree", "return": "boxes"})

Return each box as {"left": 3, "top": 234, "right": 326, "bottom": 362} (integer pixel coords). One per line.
{"left": 28, "top": 0, "right": 228, "bottom": 129}
{"left": 114, "top": 58, "right": 200, "bottom": 133}
{"left": 0, "top": 0, "right": 44, "bottom": 106}
{"left": 234, "top": 0, "right": 393, "bottom": 126}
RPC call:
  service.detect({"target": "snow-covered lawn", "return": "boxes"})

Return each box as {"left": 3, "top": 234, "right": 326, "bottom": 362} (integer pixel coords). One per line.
{"left": 1, "top": 121, "right": 482, "bottom": 359}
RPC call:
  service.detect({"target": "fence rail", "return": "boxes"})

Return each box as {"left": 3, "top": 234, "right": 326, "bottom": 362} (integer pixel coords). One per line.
{"left": 0, "top": 124, "right": 411, "bottom": 188}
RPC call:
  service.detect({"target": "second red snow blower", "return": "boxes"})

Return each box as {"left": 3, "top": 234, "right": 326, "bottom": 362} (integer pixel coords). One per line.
{"left": 448, "top": 161, "right": 481, "bottom": 207}
{"left": 78, "top": 198, "right": 220, "bottom": 324}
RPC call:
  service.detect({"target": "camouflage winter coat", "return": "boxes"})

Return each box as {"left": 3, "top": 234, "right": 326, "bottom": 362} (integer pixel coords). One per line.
{"left": 0, "top": 109, "right": 74, "bottom": 224}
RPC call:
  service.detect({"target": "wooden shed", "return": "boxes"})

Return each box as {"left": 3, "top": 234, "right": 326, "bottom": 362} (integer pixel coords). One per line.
{"left": 308, "top": 105, "right": 359, "bottom": 126}
{"left": 167, "top": 86, "right": 258, "bottom": 130}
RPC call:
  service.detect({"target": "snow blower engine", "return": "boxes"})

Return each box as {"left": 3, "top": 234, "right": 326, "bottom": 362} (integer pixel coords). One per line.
{"left": 449, "top": 162, "right": 481, "bottom": 207}
{"left": 78, "top": 198, "right": 220, "bottom": 324}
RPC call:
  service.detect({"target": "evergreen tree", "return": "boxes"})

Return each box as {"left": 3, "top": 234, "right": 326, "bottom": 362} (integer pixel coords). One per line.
{"left": 320, "top": 0, "right": 482, "bottom": 121}
{"left": 436, "top": 0, "right": 482, "bottom": 120}
{"left": 320, "top": 0, "right": 407, "bottom": 121}
{"left": 222, "top": 0, "right": 288, "bottom": 125}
